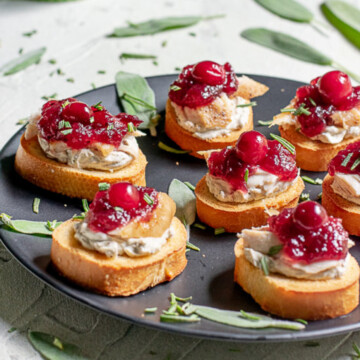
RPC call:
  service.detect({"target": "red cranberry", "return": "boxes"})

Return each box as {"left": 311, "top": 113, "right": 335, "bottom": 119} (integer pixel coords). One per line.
{"left": 191, "top": 61, "right": 226, "bottom": 86}
{"left": 62, "top": 101, "right": 93, "bottom": 124}
{"left": 318, "top": 71, "right": 352, "bottom": 106}
{"left": 235, "top": 131, "right": 268, "bottom": 164}
{"left": 310, "top": 76, "right": 321, "bottom": 86}
{"left": 293, "top": 201, "right": 328, "bottom": 231}
{"left": 108, "top": 183, "right": 140, "bottom": 211}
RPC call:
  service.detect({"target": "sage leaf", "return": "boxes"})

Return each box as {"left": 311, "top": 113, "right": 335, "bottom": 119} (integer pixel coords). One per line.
{"left": 115, "top": 71, "right": 156, "bottom": 129}
{"left": 0, "top": 47, "right": 46, "bottom": 76}
{"left": 254, "top": 0, "right": 313, "bottom": 23}
{"left": 28, "top": 331, "right": 88, "bottom": 360}
{"left": 168, "top": 179, "right": 196, "bottom": 226}
{"left": 321, "top": 0, "right": 360, "bottom": 49}
{"left": 108, "top": 15, "right": 224, "bottom": 38}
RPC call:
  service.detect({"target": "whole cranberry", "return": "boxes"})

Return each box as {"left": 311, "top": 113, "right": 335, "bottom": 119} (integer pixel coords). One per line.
{"left": 318, "top": 71, "right": 352, "bottom": 106}
{"left": 108, "top": 182, "right": 140, "bottom": 211}
{"left": 191, "top": 61, "right": 226, "bottom": 86}
{"left": 235, "top": 131, "right": 268, "bottom": 164}
{"left": 62, "top": 101, "right": 93, "bottom": 124}
{"left": 293, "top": 201, "right": 328, "bottom": 231}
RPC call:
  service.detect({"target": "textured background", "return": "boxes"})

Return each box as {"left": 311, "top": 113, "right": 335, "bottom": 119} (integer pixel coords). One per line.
{"left": 1, "top": 0, "right": 360, "bottom": 358}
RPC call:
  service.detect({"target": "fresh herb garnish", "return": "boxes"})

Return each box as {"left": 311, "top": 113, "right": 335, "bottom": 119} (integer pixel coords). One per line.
{"left": 143, "top": 193, "right": 154, "bottom": 205}
{"left": 189, "top": 32, "right": 196, "bottom": 37}
{"left": 89, "top": 116, "right": 94, "bottom": 123}
{"left": 120, "top": 52, "right": 157, "bottom": 61}
{"left": 170, "top": 85, "right": 181, "bottom": 91}
{"left": 341, "top": 152, "right": 353, "bottom": 167}
{"left": 237, "top": 101, "right": 257, "bottom": 108}
{"left": 268, "top": 244, "right": 283, "bottom": 256}
{"left": 82, "top": 199, "right": 89, "bottom": 213}
{"left": 91, "top": 82, "right": 96, "bottom": 89}
{"left": 158, "top": 141, "right": 190, "bottom": 154}
{"left": 98, "top": 182, "right": 110, "bottom": 191}
{"left": 107, "top": 123, "right": 114, "bottom": 131}
{"left": 214, "top": 227, "right": 226, "bottom": 236}
{"left": 244, "top": 169, "right": 249, "bottom": 183}
{"left": 304, "top": 341, "right": 320, "bottom": 347}
{"left": 300, "top": 193, "right": 310, "bottom": 202}
{"left": 161, "top": 40, "right": 168, "bottom": 47}
{"left": 184, "top": 181, "right": 195, "bottom": 191}
{"left": 58, "top": 120, "right": 65, "bottom": 129}
{"left": 114, "top": 207, "right": 123, "bottom": 212}
{"left": 301, "top": 176, "right": 323, "bottom": 185}
{"left": 56, "top": 68, "right": 65, "bottom": 76}
{"left": 144, "top": 307, "right": 158, "bottom": 313}
{"left": 8, "top": 327, "right": 17, "bottom": 333}
{"left": 66, "top": 78, "right": 74, "bottom": 83}
{"left": 127, "top": 122, "right": 135, "bottom": 132}
{"left": 22, "top": 29, "right": 37, "bottom": 37}
{"left": 193, "top": 222, "right": 206, "bottom": 230}
{"left": 46, "top": 220, "right": 57, "bottom": 231}
{"left": 16, "top": 117, "right": 29, "bottom": 125}
{"left": 295, "top": 318, "right": 308, "bottom": 325}
{"left": 48, "top": 59, "right": 57, "bottom": 65}
{"left": 351, "top": 156, "right": 360, "bottom": 170}
{"left": 260, "top": 256, "right": 269, "bottom": 276}
{"left": 186, "top": 241, "right": 200, "bottom": 252}
{"left": 92, "top": 101, "right": 103, "bottom": 111}
{"left": 41, "top": 93, "right": 57, "bottom": 101}
{"left": 52, "top": 337, "right": 63, "bottom": 350}
{"left": 18, "top": 48, "right": 23, "bottom": 55}
{"left": 281, "top": 103, "right": 310, "bottom": 116}
{"left": 309, "top": 97, "right": 317, "bottom": 106}
{"left": 61, "top": 129, "right": 72, "bottom": 136}
{"left": 32, "top": 198, "right": 40, "bottom": 214}
{"left": 258, "top": 120, "right": 273, "bottom": 126}
{"left": 97, "top": 70, "right": 106, "bottom": 74}
{"left": 270, "top": 133, "right": 295, "bottom": 154}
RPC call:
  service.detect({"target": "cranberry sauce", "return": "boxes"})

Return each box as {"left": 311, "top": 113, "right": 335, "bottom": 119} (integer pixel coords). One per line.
{"left": 293, "top": 71, "right": 360, "bottom": 138}
{"left": 207, "top": 131, "right": 298, "bottom": 193}
{"left": 328, "top": 141, "right": 360, "bottom": 176}
{"left": 86, "top": 183, "right": 158, "bottom": 233}
{"left": 168, "top": 61, "right": 238, "bottom": 108}
{"left": 268, "top": 201, "right": 348, "bottom": 264}
{"left": 37, "top": 98, "right": 142, "bottom": 150}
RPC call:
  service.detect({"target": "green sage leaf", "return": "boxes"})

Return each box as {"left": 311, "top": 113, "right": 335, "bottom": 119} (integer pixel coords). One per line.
{"left": 168, "top": 179, "right": 196, "bottom": 226}
{"left": 321, "top": 0, "right": 360, "bottom": 49}
{"left": 1, "top": 47, "right": 46, "bottom": 76}
{"left": 254, "top": 0, "right": 313, "bottom": 23}
{"left": 28, "top": 331, "right": 88, "bottom": 360}
{"left": 115, "top": 71, "right": 156, "bottom": 129}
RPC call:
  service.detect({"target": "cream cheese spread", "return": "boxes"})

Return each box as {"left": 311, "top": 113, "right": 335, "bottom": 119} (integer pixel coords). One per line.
{"left": 331, "top": 172, "right": 360, "bottom": 205}
{"left": 74, "top": 221, "right": 174, "bottom": 258}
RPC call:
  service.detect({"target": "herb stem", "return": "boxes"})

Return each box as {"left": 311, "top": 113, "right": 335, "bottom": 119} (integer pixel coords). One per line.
{"left": 33, "top": 198, "right": 40, "bottom": 214}
{"left": 186, "top": 241, "right": 200, "bottom": 252}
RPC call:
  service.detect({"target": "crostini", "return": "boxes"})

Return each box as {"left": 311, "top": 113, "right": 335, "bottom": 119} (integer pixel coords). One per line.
{"left": 165, "top": 60, "right": 268, "bottom": 158}
{"left": 51, "top": 182, "right": 188, "bottom": 296}
{"left": 322, "top": 141, "right": 360, "bottom": 236}
{"left": 234, "top": 201, "right": 360, "bottom": 320}
{"left": 15, "top": 98, "right": 147, "bottom": 200}
{"left": 195, "top": 131, "right": 304, "bottom": 232}
{"left": 273, "top": 71, "right": 360, "bottom": 171}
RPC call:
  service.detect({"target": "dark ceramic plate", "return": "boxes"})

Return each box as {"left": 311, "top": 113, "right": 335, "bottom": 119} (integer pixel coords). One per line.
{"left": 1, "top": 74, "right": 359, "bottom": 342}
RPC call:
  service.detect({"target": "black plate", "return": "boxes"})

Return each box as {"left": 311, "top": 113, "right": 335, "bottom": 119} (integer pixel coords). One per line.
{"left": 1, "top": 74, "right": 360, "bottom": 342}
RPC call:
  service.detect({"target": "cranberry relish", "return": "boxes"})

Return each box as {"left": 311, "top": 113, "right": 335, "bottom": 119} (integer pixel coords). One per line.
{"left": 208, "top": 131, "right": 298, "bottom": 193}
{"left": 169, "top": 60, "right": 238, "bottom": 108}
{"left": 87, "top": 183, "right": 158, "bottom": 233}
{"left": 292, "top": 71, "right": 360, "bottom": 138}
{"left": 328, "top": 141, "right": 360, "bottom": 176}
{"left": 268, "top": 201, "right": 348, "bottom": 264}
{"left": 38, "top": 98, "right": 142, "bottom": 150}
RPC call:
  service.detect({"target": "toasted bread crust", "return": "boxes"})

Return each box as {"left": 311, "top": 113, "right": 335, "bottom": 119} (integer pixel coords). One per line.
{"left": 195, "top": 176, "right": 304, "bottom": 232}
{"left": 51, "top": 217, "right": 187, "bottom": 296}
{"left": 322, "top": 174, "right": 360, "bottom": 236}
{"left": 234, "top": 238, "right": 360, "bottom": 320}
{"left": 279, "top": 125, "right": 360, "bottom": 172}
{"left": 15, "top": 134, "right": 147, "bottom": 200}
{"left": 165, "top": 100, "right": 253, "bottom": 159}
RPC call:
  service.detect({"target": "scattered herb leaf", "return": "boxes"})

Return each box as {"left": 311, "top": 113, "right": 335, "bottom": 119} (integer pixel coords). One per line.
{"left": 41, "top": 93, "right": 57, "bottom": 101}
{"left": 170, "top": 85, "right": 181, "bottom": 91}
{"left": 120, "top": 52, "right": 157, "bottom": 61}
{"left": 268, "top": 244, "right": 283, "bottom": 256}
{"left": 304, "top": 341, "right": 320, "bottom": 347}
{"left": 82, "top": 199, "right": 89, "bottom": 213}
{"left": 158, "top": 141, "right": 190, "bottom": 154}
{"left": 341, "top": 152, "right": 353, "bottom": 167}
{"left": 144, "top": 307, "right": 158, "bottom": 313}
{"left": 239, "top": 310, "right": 261, "bottom": 321}
{"left": 48, "top": 59, "right": 57, "bottom": 65}
{"left": 244, "top": 169, "right": 249, "bottom": 183}
{"left": 33, "top": 198, "right": 40, "bottom": 214}
{"left": 98, "top": 182, "right": 110, "bottom": 191}
{"left": 193, "top": 222, "right": 206, "bottom": 230}
{"left": 23, "top": 29, "right": 37, "bottom": 37}
{"left": 186, "top": 241, "right": 200, "bottom": 252}
{"left": 309, "top": 97, "right": 317, "bottom": 106}
{"left": 295, "top": 318, "right": 308, "bottom": 325}
{"left": 258, "top": 120, "right": 273, "bottom": 126}
{"left": 17, "top": 117, "right": 29, "bottom": 125}
{"left": 260, "top": 256, "right": 269, "bottom": 276}
{"left": 66, "top": 78, "right": 74, "bottom": 83}
{"left": 237, "top": 101, "right": 257, "bottom": 108}
{"left": 8, "top": 327, "right": 17, "bottom": 333}
{"left": 97, "top": 70, "right": 106, "bottom": 74}
{"left": 300, "top": 193, "right": 310, "bottom": 202}
{"left": 143, "top": 193, "right": 154, "bottom": 205}
{"left": 270, "top": 133, "right": 295, "bottom": 154}
{"left": 351, "top": 156, "right": 360, "bottom": 171}
{"left": 214, "top": 227, "right": 226, "bottom": 236}
{"left": 301, "top": 176, "right": 323, "bottom": 185}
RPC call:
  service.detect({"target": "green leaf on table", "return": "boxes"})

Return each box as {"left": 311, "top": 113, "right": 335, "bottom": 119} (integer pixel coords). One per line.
{"left": 108, "top": 15, "right": 225, "bottom": 37}
{"left": 168, "top": 179, "right": 196, "bottom": 226}
{"left": 0, "top": 47, "right": 46, "bottom": 76}
{"left": 28, "top": 331, "right": 88, "bottom": 360}
{"left": 321, "top": 0, "right": 360, "bottom": 49}
{"left": 120, "top": 53, "right": 157, "bottom": 61}
{"left": 115, "top": 71, "right": 156, "bottom": 129}
{"left": 254, "top": 0, "right": 313, "bottom": 23}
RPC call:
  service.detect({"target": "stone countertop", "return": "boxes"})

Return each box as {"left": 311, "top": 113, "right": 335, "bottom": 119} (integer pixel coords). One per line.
{"left": 1, "top": 0, "right": 360, "bottom": 359}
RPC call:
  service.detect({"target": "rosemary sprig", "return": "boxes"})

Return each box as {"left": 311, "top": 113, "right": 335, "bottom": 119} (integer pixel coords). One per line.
{"left": 32, "top": 198, "right": 40, "bottom": 214}
{"left": 341, "top": 152, "right": 353, "bottom": 167}
{"left": 351, "top": 156, "right": 360, "bottom": 171}
{"left": 186, "top": 241, "right": 200, "bottom": 252}
{"left": 301, "top": 176, "right": 323, "bottom": 185}
{"left": 237, "top": 101, "right": 257, "bottom": 108}
{"left": 98, "top": 182, "right": 110, "bottom": 191}
{"left": 143, "top": 193, "right": 154, "bottom": 205}
{"left": 82, "top": 199, "right": 89, "bottom": 213}
{"left": 214, "top": 227, "right": 226, "bottom": 236}
{"left": 158, "top": 141, "right": 190, "bottom": 154}
{"left": 144, "top": 307, "right": 158, "bottom": 313}
{"left": 244, "top": 169, "right": 249, "bottom": 183}
{"left": 268, "top": 244, "right": 283, "bottom": 256}
{"left": 270, "top": 133, "right": 295, "bottom": 154}
{"left": 258, "top": 120, "right": 273, "bottom": 126}
{"left": 193, "top": 223, "right": 206, "bottom": 230}
{"left": 260, "top": 256, "right": 269, "bottom": 276}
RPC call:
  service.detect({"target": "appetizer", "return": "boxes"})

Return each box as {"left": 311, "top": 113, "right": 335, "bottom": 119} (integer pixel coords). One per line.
{"left": 322, "top": 141, "right": 360, "bottom": 236}
{"left": 234, "top": 201, "right": 360, "bottom": 320}
{"left": 195, "top": 131, "right": 304, "bottom": 232}
{"left": 15, "top": 98, "right": 147, "bottom": 200}
{"left": 165, "top": 60, "right": 268, "bottom": 158}
{"left": 51, "top": 182, "right": 187, "bottom": 296}
{"left": 273, "top": 71, "right": 360, "bottom": 171}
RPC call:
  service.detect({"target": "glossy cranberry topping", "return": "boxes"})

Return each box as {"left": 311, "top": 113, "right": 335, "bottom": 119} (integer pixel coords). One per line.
{"left": 293, "top": 201, "right": 328, "bottom": 230}
{"left": 328, "top": 141, "right": 360, "bottom": 176}
{"left": 293, "top": 71, "right": 360, "bottom": 138}
{"left": 208, "top": 138, "right": 298, "bottom": 192}
{"left": 87, "top": 183, "right": 158, "bottom": 233}
{"left": 268, "top": 203, "right": 348, "bottom": 264}
{"left": 37, "top": 98, "right": 142, "bottom": 150}
{"left": 235, "top": 131, "right": 268, "bottom": 165}
{"left": 169, "top": 61, "right": 238, "bottom": 108}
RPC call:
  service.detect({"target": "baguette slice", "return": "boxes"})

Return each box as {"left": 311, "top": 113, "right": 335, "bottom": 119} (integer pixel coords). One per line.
{"left": 279, "top": 124, "right": 360, "bottom": 171}
{"left": 234, "top": 238, "right": 360, "bottom": 320}
{"left": 165, "top": 100, "right": 253, "bottom": 159}
{"left": 15, "top": 134, "right": 147, "bottom": 200}
{"left": 322, "top": 174, "right": 360, "bottom": 236}
{"left": 195, "top": 176, "right": 304, "bottom": 233}
{"left": 51, "top": 217, "right": 187, "bottom": 296}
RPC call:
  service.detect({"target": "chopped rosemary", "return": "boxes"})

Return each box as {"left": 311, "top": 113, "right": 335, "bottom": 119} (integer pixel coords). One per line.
{"left": 144, "top": 307, "right": 158, "bottom": 313}
{"left": 53, "top": 337, "right": 63, "bottom": 350}
{"left": 56, "top": 68, "right": 65, "bottom": 76}
{"left": 174, "top": 67, "right": 181, "bottom": 71}
{"left": 98, "top": 182, "right": 110, "bottom": 191}
{"left": 158, "top": 141, "right": 190, "bottom": 154}
{"left": 170, "top": 85, "right": 181, "bottom": 91}
{"left": 32, "top": 198, "right": 40, "bottom": 214}
{"left": 281, "top": 103, "right": 310, "bottom": 116}
{"left": 23, "top": 29, "right": 37, "bottom": 37}
{"left": 160, "top": 314, "right": 200, "bottom": 323}
{"left": 18, "top": 48, "right": 23, "bottom": 54}
{"left": 301, "top": 176, "right": 323, "bottom": 185}
{"left": 341, "top": 152, "right": 353, "bottom": 167}
{"left": 260, "top": 256, "right": 269, "bottom": 276}
{"left": 122, "top": 93, "right": 157, "bottom": 111}
{"left": 46, "top": 220, "right": 57, "bottom": 231}
{"left": 72, "top": 213, "right": 85, "bottom": 220}
{"left": 214, "top": 227, "right": 226, "bottom": 236}
{"left": 82, "top": 199, "right": 89, "bottom": 212}
{"left": 91, "top": 82, "right": 96, "bottom": 89}
{"left": 193, "top": 223, "right": 206, "bottom": 230}
{"left": 309, "top": 97, "right": 316, "bottom": 106}
{"left": 244, "top": 169, "right": 249, "bottom": 183}
{"left": 16, "top": 117, "right": 29, "bottom": 125}
{"left": 351, "top": 156, "right": 360, "bottom": 171}
{"left": 258, "top": 120, "right": 273, "bottom": 126}
{"left": 107, "top": 123, "right": 114, "bottom": 131}
{"left": 114, "top": 207, "right": 123, "bottom": 212}
{"left": 41, "top": 93, "right": 57, "bottom": 101}
{"left": 92, "top": 101, "right": 104, "bottom": 111}
{"left": 189, "top": 32, "right": 196, "bottom": 37}
{"left": 127, "top": 122, "right": 135, "bottom": 132}
{"left": 66, "top": 78, "right": 74, "bottom": 83}
{"left": 48, "top": 59, "right": 57, "bottom": 65}
{"left": 268, "top": 244, "right": 283, "bottom": 256}
{"left": 143, "top": 193, "right": 154, "bottom": 205}
{"left": 89, "top": 116, "right": 94, "bottom": 123}
{"left": 186, "top": 241, "right": 200, "bottom": 252}
{"left": 61, "top": 100, "right": 70, "bottom": 109}
{"left": 239, "top": 310, "right": 260, "bottom": 321}
{"left": 295, "top": 318, "right": 308, "bottom": 325}
{"left": 120, "top": 52, "right": 157, "bottom": 61}
{"left": 153, "top": 60, "right": 158, "bottom": 66}
{"left": 270, "top": 133, "right": 295, "bottom": 154}
{"left": 184, "top": 181, "right": 195, "bottom": 191}
{"left": 175, "top": 295, "right": 193, "bottom": 302}
{"left": 237, "top": 101, "right": 257, "bottom": 108}
{"left": 97, "top": 70, "right": 106, "bottom": 74}
{"left": 61, "top": 129, "right": 72, "bottom": 135}
{"left": 300, "top": 193, "right": 310, "bottom": 202}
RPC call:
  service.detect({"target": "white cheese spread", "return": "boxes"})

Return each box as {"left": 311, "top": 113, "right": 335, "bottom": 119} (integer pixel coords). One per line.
{"left": 74, "top": 221, "right": 174, "bottom": 258}
{"left": 331, "top": 172, "right": 360, "bottom": 205}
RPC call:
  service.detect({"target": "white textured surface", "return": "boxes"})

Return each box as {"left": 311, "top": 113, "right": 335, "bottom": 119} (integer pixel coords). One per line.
{"left": 1, "top": 0, "right": 360, "bottom": 358}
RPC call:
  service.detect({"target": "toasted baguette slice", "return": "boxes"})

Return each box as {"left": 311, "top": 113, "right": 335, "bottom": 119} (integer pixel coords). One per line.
{"left": 234, "top": 238, "right": 359, "bottom": 320}
{"left": 51, "top": 217, "right": 187, "bottom": 296}
{"left": 165, "top": 100, "right": 253, "bottom": 159}
{"left": 195, "top": 176, "right": 304, "bottom": 233}
{"left": 279, "top": 125, "right": 360, "bottom": 172}
{"left": 15, "top": 134, "right": 147, "bottom": 200}
{"left": 322, "top": 174, "right": 360, "bottom": 236}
